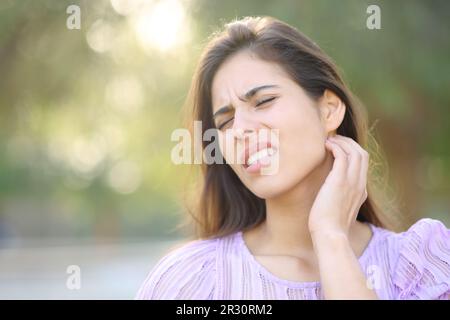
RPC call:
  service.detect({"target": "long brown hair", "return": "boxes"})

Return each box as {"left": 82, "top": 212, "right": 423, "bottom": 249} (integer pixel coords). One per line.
{"left": 182, "top": 16, "right": 400, "bottom": 239}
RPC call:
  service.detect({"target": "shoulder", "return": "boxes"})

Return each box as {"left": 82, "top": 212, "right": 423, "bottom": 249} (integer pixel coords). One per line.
{"left": 388, "top": 218, "right": 450, "bottom": 299}
{"left": 135, "top": 236, "right": 219, "bottom": 299}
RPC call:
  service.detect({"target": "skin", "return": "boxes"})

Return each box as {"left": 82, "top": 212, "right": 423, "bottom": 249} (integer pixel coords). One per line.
{"left": 211, "top": 50, "right": 377, "bottom": 299}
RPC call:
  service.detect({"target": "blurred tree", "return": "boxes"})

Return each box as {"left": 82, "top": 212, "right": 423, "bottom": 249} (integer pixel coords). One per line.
{"left": 0, "top": 0, "right": 448, "bottom": 243}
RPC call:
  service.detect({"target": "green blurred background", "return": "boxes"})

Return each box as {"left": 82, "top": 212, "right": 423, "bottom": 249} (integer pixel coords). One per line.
{"left": 0, "top": 0, "right": 449, "bottom": 298}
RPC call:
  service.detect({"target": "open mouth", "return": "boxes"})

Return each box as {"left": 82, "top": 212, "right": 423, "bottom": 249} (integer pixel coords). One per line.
{"left": 242, "top": 142, "right": 278, "bottom": 173}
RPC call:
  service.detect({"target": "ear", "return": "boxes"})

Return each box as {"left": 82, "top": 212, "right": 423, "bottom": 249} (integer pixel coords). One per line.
{"left": 318, "top": 89, "right": 346, "bottom": 136}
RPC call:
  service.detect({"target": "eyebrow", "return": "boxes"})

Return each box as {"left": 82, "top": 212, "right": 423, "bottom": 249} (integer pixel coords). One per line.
{"left": 212, "top": 84, "right": 279, "bottom": 119}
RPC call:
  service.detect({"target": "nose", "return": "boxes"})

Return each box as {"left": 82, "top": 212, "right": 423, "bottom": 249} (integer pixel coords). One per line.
{"left": 231, "top": 109, "right": 259, "bottom": 141}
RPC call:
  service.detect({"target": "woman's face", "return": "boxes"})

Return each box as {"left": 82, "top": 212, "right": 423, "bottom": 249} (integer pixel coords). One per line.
{"left": 211, "top": 50, "right": 332, "bottom": 199}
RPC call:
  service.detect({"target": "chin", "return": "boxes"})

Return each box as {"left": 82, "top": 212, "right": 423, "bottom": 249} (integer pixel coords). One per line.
{"left": 237, "top": 153, "right": 325, "bottom": 199}
{"left": 239, "top": 170, "right": 307, "bottom": 200}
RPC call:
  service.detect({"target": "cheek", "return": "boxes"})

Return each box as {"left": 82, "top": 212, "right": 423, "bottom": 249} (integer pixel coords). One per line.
{"left": 218, "top": 131, "right": 234, "bottom": 163}
{"left": 277, "top": 106, "right": 326, "bottom": 168}
{"left": 283, "top": 130, "right": 324, "bottom": 168}
{"left": 218, "top": 136, "right": 245, "bottom": 182}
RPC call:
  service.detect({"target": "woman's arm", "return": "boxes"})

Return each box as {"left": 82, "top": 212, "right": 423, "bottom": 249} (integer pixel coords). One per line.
{"left": 312, "top": 230, "right": 378, "bottom": 299}
{"left": 308, "top": 134, "right": 378, "bottom": 299}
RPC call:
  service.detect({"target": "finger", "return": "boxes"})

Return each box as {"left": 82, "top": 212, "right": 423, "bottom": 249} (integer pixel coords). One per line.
{"left": 332, "top": 135, "right": 369, "bottom": 189}
{"left": 338, "top": 135, "right": 368, "bottom": 157}
{"left": 338, "top": 136, "right": 370, "bottom": 190}
{"left": 359, "top": 153, "right": 369, "bottom": 191}
{"left": 328, "top": 136, "right": 361, "bottom": 183}
{"left": 359, "top": 187, "right": 368, "bottom": 204}
{"left": 337, "top": 136, "right": 370, "bottom": 169}
{"left": 325, "top": 139, "right": 347, "bottom": 176}
{"left": 330, "top": 135, "right": 363, "bottom": 157}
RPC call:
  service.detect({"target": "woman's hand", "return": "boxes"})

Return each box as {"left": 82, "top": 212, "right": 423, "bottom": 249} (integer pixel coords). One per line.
{"left": 308, "top": 134, "right": 369, "bottom": 240}
{"left": 307, "top": 134, "right": 377, "bottom": 299}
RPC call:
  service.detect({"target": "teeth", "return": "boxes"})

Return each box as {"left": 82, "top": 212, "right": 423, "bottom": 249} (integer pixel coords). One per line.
{"left": 247, "top": 148, "right": 275, "bottom": 166}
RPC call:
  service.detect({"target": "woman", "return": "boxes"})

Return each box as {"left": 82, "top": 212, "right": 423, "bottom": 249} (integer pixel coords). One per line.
{"left": 136, "top": 16, "right": 450, "bottom": 300}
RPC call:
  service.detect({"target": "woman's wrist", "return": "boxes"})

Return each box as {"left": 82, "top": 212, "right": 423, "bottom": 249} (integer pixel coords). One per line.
{"left": 311, "top": 230, "right": 351, "bottom": 257}
{"left": 311, "top": 230, "right": 378, "bottom": 299}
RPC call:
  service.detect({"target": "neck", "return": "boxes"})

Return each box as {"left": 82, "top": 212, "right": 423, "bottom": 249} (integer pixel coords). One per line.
{"left": 258, "top": 152, "right": 334, "bottom": 257}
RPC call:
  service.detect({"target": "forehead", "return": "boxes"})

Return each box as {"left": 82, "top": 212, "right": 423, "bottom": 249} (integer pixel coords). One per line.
{"left": 211, "top": 51, "right": 288, "bottom": 107}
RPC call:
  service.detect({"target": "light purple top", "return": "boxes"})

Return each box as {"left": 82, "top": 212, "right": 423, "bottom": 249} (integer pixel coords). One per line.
{"left": 136, "top": 218, "right": 450, "bottom": 300}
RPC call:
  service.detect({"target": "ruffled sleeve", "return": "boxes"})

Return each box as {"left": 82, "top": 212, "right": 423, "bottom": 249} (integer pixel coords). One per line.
{"left": 392, "top": 218, "right": 450, "bottom": 300}
{"left": 135, "top": 238, "right": 217, "bottom": 300}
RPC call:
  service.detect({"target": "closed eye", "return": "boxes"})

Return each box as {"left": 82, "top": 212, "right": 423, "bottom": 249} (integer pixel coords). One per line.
{"left": 217, "top": 117, "right": 234, "bottom": 130}
{"left": 255, "top": 96, "right": 277, "bottom": 107}
{"left": 216, "top": 96, "right": 278, "bottom": 130}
